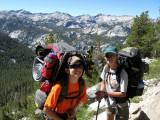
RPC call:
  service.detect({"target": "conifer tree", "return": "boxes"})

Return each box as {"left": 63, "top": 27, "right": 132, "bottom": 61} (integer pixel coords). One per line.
{"left": 153, "top": 20, "right": 160, "bottom": 57}
{"left": 126, "top": 11, "right": 155, "bottom": 57}
{"left": 45, "top": 33, "right": 59, "bottom": 45}
{"left": 94, "top": 37, "right": 105, "bottom": 67}
{"left": 92, "top": 37, "right": 105, "bottom": 82}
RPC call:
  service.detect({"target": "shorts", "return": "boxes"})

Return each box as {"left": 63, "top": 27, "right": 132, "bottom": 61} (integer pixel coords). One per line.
{"left": 106, "top": 105, "right": 129, "bottom": 120}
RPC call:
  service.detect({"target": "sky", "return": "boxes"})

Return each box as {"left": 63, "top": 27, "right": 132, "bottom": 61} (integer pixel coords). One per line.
{"left": 0, "top": 0, "right": 159, "bottom": 19}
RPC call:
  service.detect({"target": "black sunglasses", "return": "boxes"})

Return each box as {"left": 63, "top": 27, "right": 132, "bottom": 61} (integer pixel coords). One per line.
{"left": 105, "top": 54, "right": 116, "bottom": 58}
{"left": 69, "top": 64, "right": 84, "bottom": 69}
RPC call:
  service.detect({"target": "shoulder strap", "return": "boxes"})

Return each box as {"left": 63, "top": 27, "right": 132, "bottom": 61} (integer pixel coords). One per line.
{"left": 104, "top": 65, "right": 109, "bottom": 81}
{"left": 57, "top": 78, "right": 68, "bottom": 104}
{"left": 78, "top": 77, "right": 85, "bottom": 96}
{"left": 115, "top": 65, "right": 124, "bottom": 84}
{"left": 53, "top": 78, "right": 68, "bottom": 112}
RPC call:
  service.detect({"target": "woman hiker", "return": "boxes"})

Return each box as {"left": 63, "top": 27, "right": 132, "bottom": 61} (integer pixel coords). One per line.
{"left": 44, "top": 56, "right": 87, "bottom": 120}
{"left": 96, "top": 46, "right": 129, "bottom": 120}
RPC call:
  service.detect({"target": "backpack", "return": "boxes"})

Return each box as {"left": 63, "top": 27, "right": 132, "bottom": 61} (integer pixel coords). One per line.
{"left": 115, "top": 47, "right": 149, "bottom": 102}
{"left": 32, "top": 42, "right": 93, "bottom": 110}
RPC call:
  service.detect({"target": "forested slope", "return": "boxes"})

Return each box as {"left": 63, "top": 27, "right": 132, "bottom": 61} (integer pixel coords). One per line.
{"left": 0, "top": 33, "right": 37, "bottom": 119}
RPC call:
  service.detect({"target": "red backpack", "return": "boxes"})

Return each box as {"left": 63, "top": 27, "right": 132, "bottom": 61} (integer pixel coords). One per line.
{"left": 32, "top": 42, "right": 93, "bottom": 110}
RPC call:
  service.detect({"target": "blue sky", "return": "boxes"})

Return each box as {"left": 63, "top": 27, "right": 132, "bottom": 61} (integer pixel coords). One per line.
{"left": 0, "top": 0, "right": 159, "bottom": 19}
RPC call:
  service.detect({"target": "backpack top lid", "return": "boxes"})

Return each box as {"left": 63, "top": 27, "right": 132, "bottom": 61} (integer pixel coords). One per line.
{"left": 49, "top": 42, "right": 76, "bottom": 58}
{"left": 36, "top": 42, "right": 76, "bottom": 58}
{"left": 118, "top": 47, "right": 141, "bottom": 58}
{"left": 117, "top": 47, "right": 142, "bottom": 66}
{"left": 49, "top": 42, "right": 76, "bottom": 53}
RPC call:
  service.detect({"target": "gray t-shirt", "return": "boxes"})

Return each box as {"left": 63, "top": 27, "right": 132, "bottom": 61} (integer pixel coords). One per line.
{"left": 100, "top": 65, "right": 128, "bottom": 108}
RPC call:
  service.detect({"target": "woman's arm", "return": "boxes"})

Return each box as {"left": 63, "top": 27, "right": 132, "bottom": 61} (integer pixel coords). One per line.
{"left": 100, "top": 80, "right": 106, "bottom": 91}
{"left": 43, "top": 106, "right": 63, "bottom": 120}
{"left": 107, "top": 91, "right": 126, "bottom": 98}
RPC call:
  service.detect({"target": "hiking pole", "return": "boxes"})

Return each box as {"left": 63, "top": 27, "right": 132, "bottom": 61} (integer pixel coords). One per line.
{"left": 95, "top": 101, "right": 100, "bottom": 120}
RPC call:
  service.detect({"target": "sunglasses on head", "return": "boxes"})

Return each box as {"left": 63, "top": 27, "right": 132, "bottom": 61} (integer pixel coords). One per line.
{"left": 105, "top": 54, "right": 116, "bottom": 58}
{"left": 69, "top": 64, "right": 84, "bottom": 69}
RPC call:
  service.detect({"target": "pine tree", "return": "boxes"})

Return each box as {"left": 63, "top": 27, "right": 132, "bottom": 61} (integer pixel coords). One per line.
{"left": 153, "top": 20, "right": 160, "bottom": 57}
{"left": 94, "top": 37, "right": 105, "bottom": 67}
{"left": 126, "top": 11, "right": 155, "bottom": 57}
{"left": 45, "top": 33, "right": 59, "bottom": 45}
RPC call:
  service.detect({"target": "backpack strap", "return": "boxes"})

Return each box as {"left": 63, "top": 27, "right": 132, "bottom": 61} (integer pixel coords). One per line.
{"left": 56, "top": 78, "right": 68, "bottom": 104}
{"left": 78, "top": 77, "right": 85, "bottom": 96}
{"left": 114, "top": 66, "right": 129, "bottom": 103}
{"left": 53, "top": 77, "right": 68, "bottom": 112}
{"left": 115, "top": 65, "right": 123, "bottom": 84}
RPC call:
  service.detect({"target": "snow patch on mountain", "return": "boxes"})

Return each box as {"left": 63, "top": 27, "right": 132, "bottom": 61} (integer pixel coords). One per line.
{"left": 9, "top": 30, "right": 23, "bottom": 39}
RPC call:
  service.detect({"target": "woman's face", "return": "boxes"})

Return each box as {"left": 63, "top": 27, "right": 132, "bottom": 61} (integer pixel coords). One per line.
{"left": 66, "top": 61, "right": 84, "bottom": 79}
{"left": 105, "top": 52, "right": 118, "bottom": 65}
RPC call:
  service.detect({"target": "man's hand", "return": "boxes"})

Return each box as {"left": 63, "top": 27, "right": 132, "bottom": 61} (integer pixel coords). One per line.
{"left": 95, "top": 91, "right": 107, "bottom": 102}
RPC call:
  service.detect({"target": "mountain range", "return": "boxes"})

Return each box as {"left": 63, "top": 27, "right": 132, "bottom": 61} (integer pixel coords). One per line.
{"left": 0, "top": 9, "right": 135, "bottom": 51}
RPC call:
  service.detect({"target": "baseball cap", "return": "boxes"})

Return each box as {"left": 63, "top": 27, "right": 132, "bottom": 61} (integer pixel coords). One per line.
{"left": 68, "top": 56, "right": 82, "bottom": 66}
{"left": 104, "top": 46, "right": 118, "bottom": 55}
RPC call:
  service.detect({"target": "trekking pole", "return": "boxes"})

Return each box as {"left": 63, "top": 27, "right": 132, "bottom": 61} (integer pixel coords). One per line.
{"left": 95, "top": 101, "right": 100, "bottom": 120}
